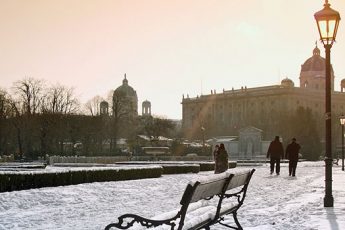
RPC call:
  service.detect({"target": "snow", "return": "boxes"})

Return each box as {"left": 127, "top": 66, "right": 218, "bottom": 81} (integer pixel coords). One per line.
{"left": 0, "top": 161, "right": 345, "bottom": 230}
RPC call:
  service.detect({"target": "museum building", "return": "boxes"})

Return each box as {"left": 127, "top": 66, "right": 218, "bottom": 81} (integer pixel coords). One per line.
{"left": 181, "top": 45, "right": 345, "bottom": 156}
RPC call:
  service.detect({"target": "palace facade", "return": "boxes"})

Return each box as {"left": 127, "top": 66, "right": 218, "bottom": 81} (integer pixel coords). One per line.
{"left": 182, "top": 45, "right": 345, "bottom": 151}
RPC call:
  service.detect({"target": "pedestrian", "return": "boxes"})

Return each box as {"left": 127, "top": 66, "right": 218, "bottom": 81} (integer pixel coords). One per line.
{"left": 267, "top": 136, "right": 284, "bottom": 175}
{"left": 213, "top": 144, "right": 219, "bottom": 160}
{"left": 214, "top": 143, "right": 229, "bottom": 174}
{"left": 285, "top": 137, "right": 301, "bottom": 177}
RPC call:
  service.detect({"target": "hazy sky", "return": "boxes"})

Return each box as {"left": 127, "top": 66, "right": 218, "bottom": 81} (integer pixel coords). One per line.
{"left": 1, "top": 0, "right": 345, "bottom": 119}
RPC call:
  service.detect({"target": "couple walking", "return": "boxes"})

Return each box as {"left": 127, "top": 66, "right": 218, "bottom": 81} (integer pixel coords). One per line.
{"left": 213, "top": 143, "right": 229, "bottom": 174}
{"left": 266, "top": 136, "right": 301, "bottom": 177}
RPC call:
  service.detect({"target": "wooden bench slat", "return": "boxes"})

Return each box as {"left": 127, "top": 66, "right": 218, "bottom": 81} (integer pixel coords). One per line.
{"left": 189, "top": 175, "right": 231, "bottom": 203}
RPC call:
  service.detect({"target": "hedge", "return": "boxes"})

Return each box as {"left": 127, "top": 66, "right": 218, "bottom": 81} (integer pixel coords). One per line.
{"left": 0, "top": 166, "right": 163, "bottom": 193}
{"left": 161, "top": 164, "right": 200, "bottom": 174}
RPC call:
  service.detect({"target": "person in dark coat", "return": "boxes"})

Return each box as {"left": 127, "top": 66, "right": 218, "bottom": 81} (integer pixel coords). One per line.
{"left": 267, "top": 136, "right": 284, "bottom": 175}
{"left": 213, "top": 144, "right": 219, "bottom": 161}
{"left": 214, "top": 143, "right": 228, "bottom": 174}
{"left": 285, "top": 137, "right": 301, "bottom": 177}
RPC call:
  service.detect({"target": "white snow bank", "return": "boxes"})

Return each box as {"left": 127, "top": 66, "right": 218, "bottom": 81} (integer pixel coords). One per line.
{"left": 0, "top": 161, "right": 344, "bottom": 230}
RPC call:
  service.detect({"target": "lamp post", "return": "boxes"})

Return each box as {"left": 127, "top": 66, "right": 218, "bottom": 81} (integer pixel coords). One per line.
{"left": 314, "top": 0, "right": 341, "bottom": 208}
{"left": 201, "top": 126, "right": 206, "bottom": 154}
{"left": 340, "top": 115, "right": 345, "bottom": 171}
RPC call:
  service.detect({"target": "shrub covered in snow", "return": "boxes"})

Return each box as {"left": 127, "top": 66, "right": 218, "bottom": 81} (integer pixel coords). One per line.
{"left": 0, "top": 166, "right": 163, "bottom": 193}
{"left": 161, "top": 164, "right": 200, "bottom": 174}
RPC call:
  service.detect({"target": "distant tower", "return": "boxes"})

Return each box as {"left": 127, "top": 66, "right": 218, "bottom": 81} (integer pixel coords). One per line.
{"left": 100, "top": 100, "right": 109, "bottom": 115}
{"left": 142, "top": 100, "right": 151, "bottom": 116}
{"left": 341, "top": 79, "right": 345, "bottom": 92}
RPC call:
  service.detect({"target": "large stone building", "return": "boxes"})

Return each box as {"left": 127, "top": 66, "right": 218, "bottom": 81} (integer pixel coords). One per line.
{"left": 182, "top": 45, "right": 345, "bottom": 153}
{"left": 113, "top": 74, "right": 138, "bottom": 120}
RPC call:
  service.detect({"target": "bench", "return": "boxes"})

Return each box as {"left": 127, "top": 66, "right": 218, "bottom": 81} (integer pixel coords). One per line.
{"left": 105, "top": 169, "right": 255, "bottom": 230}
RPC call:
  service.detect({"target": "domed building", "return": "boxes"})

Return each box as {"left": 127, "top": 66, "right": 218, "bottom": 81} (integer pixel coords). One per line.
{"left": 100, "top": 100, "right": 109, "bottom": 116}
{"left": 182, "top": 43, "right": 345, "bottom": 158}
{"left": 142, "top": 100, "right": 151, "bottom": 116}
{"left": 281, "top": 77, "right": 294, "bottom": 88}
{"left": 113, "top": 74, "right": 138, "bottom": 120}
{"left": 300, "top": 45, "right": 334, "bottom": 91}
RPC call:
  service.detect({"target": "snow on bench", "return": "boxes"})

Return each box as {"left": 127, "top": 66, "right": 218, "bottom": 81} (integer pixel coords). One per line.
{"left": 104, "top": 169, "right": 255, "bottom": 230}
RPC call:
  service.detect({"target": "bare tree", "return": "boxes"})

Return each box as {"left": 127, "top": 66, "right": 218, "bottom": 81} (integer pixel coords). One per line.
{"left": 6, "top": 96, "right": 25, "bottom": 158}
{"left": 42, "top": 84, "right": 80, "bottom": 114}
{"left": 0, "top": 89, "right": 14, "bottom": 155}
{"left": 110, "top": 91, "right": 130, "bottom": 151}
{"left": 12, "top": 77, "right": 45, "bottom": 115}
{"left": 106, "top": 90, "right": 114, "bottom": 116}
{"left": 0, "top": 88, "right": 9, "bottom": 119}
{"left": 84, "top": 95, "right": 103, "bottom": 116}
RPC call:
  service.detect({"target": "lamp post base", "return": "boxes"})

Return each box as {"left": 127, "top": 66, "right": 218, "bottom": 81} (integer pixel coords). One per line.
{"left": 324, "top": 157, "right": 334, "bottom": 207}
{"left": 324, "top": 196, "right": 334, "bottom": 207}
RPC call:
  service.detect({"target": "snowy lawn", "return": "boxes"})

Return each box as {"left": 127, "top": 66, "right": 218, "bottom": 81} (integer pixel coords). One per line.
{"left": 0, "top": 161, "right": 344, "bottom": 230}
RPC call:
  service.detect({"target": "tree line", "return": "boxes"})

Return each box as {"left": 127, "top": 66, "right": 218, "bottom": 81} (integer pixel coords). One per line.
{"left": 0, "top": 77, "right": 178, "bottom": 160}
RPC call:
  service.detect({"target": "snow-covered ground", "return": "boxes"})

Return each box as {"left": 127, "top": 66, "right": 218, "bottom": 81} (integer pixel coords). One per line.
{"left": 0, "top": 161, "right": 344, "bottom": 230}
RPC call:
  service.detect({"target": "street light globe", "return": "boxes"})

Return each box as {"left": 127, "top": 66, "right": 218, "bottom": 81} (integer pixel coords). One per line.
{"left": 340, "top": 115, "right": 345, "bottom": 125}
{"left": 314, "top": 0, "right": 341, "bottom": 46}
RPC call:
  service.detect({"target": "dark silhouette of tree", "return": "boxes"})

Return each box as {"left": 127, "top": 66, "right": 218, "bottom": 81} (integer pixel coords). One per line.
{"left": 276, "top": 106, "right": 321, "bottom": 160}
{"left": 42, "top": 84, "right": 79, "bottom": 114}
{"left": 12, "top": 77, "right": 45, "bottom": 115}
{"left": 138, "top": 116, "right": 175, "bottom": 146}
{"left": 110, "top": 91, "right": 129, "bottom": 152}
{"left": 38, "top": 84, "right": 80, "bottom": 156}
{"left": 84, "top": 95, "right": 103, "bottom": 116}
{"left": 0, "top": 89, "right": 14, "bottom": 155}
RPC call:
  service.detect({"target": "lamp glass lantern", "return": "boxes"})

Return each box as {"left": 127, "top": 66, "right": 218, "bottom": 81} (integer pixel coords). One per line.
{"left": 340, "top": 116, "right": 345, "bottom": 126}
{"left": 314, "top": 1, "right": 341, "bottom": 45}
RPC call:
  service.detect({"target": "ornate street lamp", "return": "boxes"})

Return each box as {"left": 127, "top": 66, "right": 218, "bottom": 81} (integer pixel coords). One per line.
{"left": 339, "top": 115, "right": 345, "bottom": 171}
{"left": 314, "top": 0, "right": 341, "bottom": 208}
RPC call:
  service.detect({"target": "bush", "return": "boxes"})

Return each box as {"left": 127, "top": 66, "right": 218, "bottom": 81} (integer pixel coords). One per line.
{"left": 199, "top": 162, "right": 215, "bottom": 171}
{"left": 162, "top": 164, "right": 200, "bottom": 174}
{"left": 0, "top": 166, "right": 163, "bottom": 193}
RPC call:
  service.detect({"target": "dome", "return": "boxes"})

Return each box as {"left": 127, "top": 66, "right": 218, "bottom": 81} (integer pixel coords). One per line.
{"left": 114, "top": 74, "right": 137, "bottom": 98}
{"left": 281, "top": 78, "right": 294, "bottom": 87}
{"left": 142, "top": 100, "right": 151, "bottom": 106}
{"left": 100, "top": 100, "right": 108, "bottom": 107}
{"left": 301, "top": 46, "right": 325, "bottom": 72}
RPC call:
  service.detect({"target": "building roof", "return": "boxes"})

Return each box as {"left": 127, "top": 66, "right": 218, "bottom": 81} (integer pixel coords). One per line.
{"left": 281, "top": 77, "right": 294, "bottom": 87}
{"left": 114, "top": 74, "right": 137, "bottom": 98}
{"left": 100, "top": 100, "right": 108, "bottom": 106}
{"left": 142, "top": 100, "right": 151, "bottom": 105}
{"left": 301, "top": 45, "right": 325, "bottom": 72}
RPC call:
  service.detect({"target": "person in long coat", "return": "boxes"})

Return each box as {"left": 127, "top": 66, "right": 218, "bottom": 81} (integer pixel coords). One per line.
{"left": 285, "top": 137, "right": 301, "bottom": 177}
{"left": 214, "top": 143, "right": 229, "bottom": 174}
{"left": 267, "top": 136, "right": 284, "bottom": 175}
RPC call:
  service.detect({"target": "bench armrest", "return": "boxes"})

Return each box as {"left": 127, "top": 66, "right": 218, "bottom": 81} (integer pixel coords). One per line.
{"left": 105, "top": 212, "right": 181, "bottom": 230}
